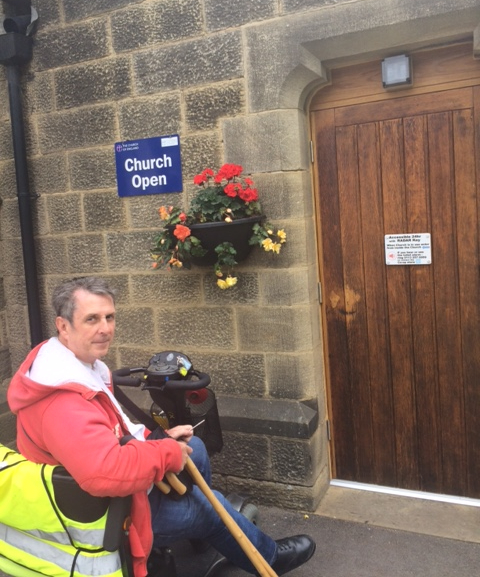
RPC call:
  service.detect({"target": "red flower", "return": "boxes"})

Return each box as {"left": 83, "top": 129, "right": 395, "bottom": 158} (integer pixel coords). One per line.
{"left": 238, "top": 186, "right": 258, "bottom": 203}
{"left": 173, "top": 224, "right": 191, "bottom": 242}
{"left": 179, "top": 212, "right": 187, "bottom": 222}
{"left": 215, "top": 163, "right": 243, "bottom": 182}
{"left": 224, "top": 183, "right": 242, "bottom": 198}
{"left": 193, "top": 168, "right": 214, "bottom": 186}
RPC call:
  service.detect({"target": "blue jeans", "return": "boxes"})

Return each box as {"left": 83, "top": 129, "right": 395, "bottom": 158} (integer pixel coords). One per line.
{"left": 148, "top": 436, "right": 277, "bottom": 573}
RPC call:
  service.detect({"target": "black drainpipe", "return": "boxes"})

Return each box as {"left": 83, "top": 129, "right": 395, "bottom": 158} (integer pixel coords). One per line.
{"left": 0, "top": 4, "right": 43, "bottom": 346}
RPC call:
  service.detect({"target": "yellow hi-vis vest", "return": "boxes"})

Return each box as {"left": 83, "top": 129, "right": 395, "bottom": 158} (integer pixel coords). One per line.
{"left": 0, "top": 444, "right": 123, "bottom": 577}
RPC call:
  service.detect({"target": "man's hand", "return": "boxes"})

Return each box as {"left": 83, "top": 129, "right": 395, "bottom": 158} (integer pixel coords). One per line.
{"left": 165, "top": 426, "right": 194, "bottom": 472}
{"left": 166, "top": 424, "right": 195, "bottom": 443}
{"left": 176, "top": 440, "right": 193, "bottom": 472}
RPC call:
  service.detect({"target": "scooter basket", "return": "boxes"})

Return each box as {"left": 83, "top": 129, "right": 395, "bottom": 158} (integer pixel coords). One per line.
{"left": 186, "top": 389, "right": 223, "bottom": 455}
{"left": 149, "top": 387, "right": 223, "bottom": 456}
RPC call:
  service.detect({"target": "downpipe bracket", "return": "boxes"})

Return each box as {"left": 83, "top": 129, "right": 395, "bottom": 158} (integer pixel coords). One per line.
{"left": 0, "top": 31, "right": 32, "bottom": 66}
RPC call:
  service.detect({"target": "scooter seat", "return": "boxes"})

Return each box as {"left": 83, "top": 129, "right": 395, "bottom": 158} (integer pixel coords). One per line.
{"left": 51, "top": 466, "right": 132, "bottom": 553}
{"left": 51, "top": 466, "right": 110, "bottom": 523}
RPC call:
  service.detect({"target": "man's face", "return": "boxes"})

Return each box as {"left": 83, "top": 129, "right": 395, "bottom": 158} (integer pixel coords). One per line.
{"left": 56, "top": 289, "right": 116, "bottom": 365}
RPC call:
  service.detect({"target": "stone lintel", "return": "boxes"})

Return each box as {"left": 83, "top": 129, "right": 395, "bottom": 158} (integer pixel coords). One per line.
{"left": 217, "top": 395, "right": 318, "bottom": 439}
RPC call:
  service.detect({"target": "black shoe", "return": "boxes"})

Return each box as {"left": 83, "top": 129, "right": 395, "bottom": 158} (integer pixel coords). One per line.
{"left": 147, "top": 547, "right": 177, "bottom": 577}
{"left": 271, "top": 535, "right": 316, "bottom": 575}
{"left": 189, "top": 538, "right": 211, "bottom": 554}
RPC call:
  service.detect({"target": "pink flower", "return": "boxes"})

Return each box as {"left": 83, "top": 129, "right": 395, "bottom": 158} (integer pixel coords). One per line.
{"left": 173, "top": 225, "right": 191, "bottom": 242}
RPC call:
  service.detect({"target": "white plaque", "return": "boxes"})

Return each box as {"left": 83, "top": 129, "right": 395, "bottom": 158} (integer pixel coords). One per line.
{"left": 161, "top": 135, "right": 179, "bottom": 147}
{"left": 385, "top": 233, "right": 431, "bottom": 265}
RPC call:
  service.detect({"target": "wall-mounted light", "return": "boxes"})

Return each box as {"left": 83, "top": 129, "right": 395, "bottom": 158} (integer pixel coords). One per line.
{"left": 381, "top": 54, "right": 412, "bottom": 89}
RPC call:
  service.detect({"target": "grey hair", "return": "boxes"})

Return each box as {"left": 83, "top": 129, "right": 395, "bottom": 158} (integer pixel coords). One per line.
{"left": 52, "top": 277, "right": 116, "bottom": 323}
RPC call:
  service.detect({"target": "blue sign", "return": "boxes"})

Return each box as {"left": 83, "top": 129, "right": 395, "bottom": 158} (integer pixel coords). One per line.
{"left": 114, "top": 135, "right": 183, "bottom": 197}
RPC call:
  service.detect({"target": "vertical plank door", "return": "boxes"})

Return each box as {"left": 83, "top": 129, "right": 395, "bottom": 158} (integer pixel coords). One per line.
{"left": 313, "top": 87, "right": 480, "bottom": 497}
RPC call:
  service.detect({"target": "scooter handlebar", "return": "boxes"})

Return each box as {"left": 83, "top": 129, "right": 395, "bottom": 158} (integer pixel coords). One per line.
{"left": 144, "top": 370, "right": 211, "bottom": 391}
{"left": 112, "top": 367, "right": 211, "bottom": 391}
{"left": 111, "top": 367, "right": 145, "bottom": 388}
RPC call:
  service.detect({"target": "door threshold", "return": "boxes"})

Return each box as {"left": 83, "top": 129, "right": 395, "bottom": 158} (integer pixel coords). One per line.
{"left": 330, "top": 479, "right": 480, "bottom": 507}
{"left": 316, "top": 481, "right": 480, "bottom": 543}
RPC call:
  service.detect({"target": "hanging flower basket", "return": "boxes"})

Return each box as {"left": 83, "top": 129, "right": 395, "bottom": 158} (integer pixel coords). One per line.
{"left": 150, "top": 164, "right": 286, "bottom": 289}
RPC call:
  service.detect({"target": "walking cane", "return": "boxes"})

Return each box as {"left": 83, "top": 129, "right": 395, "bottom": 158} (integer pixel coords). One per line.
{"left": 184, "top": 457, "right": 278, "bottom": 577}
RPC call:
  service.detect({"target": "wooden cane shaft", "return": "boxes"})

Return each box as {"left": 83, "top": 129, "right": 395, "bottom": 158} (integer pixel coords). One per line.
{"left": 156, "top": 480, "right": 171, "bottom": 494}
{"left": 185, "top": 457, "right": 278, "bottom": 577}
{"left": 165, "top": 472, "right": 187, "bottom": 495}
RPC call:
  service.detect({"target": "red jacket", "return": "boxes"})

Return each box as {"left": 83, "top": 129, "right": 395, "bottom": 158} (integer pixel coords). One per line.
{"left": 8, "top": 340, "right": 183, "bottom": 577}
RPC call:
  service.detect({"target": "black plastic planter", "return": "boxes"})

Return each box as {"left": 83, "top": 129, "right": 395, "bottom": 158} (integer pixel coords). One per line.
{"left": 188, "top": 215, "right": 263, "bottom": 266}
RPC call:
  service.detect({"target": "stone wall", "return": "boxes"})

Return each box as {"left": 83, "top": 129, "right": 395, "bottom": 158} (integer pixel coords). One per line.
{"left": 0, "top": 0, "right": 12, "bottom": 390}
{"left": 0, "top": 270, "right": 11, "bottom": 387}
{"left": 0, "top": 0, "right": 477, "bottom": 510}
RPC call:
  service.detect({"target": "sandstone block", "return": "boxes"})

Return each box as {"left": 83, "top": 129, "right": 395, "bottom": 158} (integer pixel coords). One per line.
{"left": 35, "top": 20, "right": 109, "bottom": 70}
{"left": 55, "top": 58, "right": 132, "bottom": 109}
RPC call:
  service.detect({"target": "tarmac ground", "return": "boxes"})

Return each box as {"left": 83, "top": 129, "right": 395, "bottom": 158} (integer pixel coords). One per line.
{"left": 173, "top": 485, "right": 480, "bottom": 577}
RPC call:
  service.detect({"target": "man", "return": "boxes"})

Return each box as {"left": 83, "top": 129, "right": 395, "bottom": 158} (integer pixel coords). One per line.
{"left": 8, "top": 276, "right": 316, "bottom": 577}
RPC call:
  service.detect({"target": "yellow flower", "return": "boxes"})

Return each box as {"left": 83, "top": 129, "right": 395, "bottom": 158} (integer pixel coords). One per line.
{"left": 277, "top": 229, "right": 287, "bottom": 243}
{"left": 271, "top": 242, "right": 281, "bottom": 254}
{"left": 158, "top": 206, "right": 170, "bottom": 220}
{"left": 169, "top": 258, "right": 183, "bottom": 268}
{"left": 217, "top": 276, "right": 237, "bottom": 289}
{"left": 262, "top": 238, "right": 274, "bottom": 251}
{"left": 224, "top": 216, "right": 233, "bottom": 223}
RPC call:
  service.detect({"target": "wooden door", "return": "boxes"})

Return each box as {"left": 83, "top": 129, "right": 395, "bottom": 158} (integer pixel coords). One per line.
{"left": 311, "top": 48, "right": 480, "bottom": 497}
